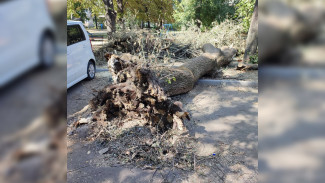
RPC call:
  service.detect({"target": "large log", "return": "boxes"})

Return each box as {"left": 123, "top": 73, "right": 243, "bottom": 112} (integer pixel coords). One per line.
{"left": 106, "top": 43, "right": 236, "bottom": 96}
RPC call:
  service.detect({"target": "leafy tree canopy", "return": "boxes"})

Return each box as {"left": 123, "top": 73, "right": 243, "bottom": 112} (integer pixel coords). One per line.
{"left": 67, "top": 0, "right": 255, "bottom": 31}
{"left": 68, "top": 0, "right": 173, "bottom": 25}
{"left": 125, "top": 0, "right": 174, "bottom": 24}
{"left": 234, "top": 0, "right": 256, "bottom": 32}
{"left": 174, "top": 0, "right": 235, "bottom": 28}
{"left": 67, "top": 0, "right": 105, "bottom": 21}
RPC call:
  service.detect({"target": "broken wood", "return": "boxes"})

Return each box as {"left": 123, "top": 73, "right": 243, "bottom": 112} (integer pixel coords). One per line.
{"left": 236, "top": 64, "right": 259, "bottom": 71}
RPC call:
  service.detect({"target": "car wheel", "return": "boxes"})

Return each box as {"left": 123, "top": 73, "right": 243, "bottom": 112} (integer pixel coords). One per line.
{"left": 87, "top": 61, "right": 96, "bottom": 80}
{"left": 40, "top": 34, "right": 55, "bottom": 68}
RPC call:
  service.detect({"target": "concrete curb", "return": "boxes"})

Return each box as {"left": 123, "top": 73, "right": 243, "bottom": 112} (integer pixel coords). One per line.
{"left": 260, "top": 67, "right": 325, "bottom": 80}
{"left": 96, "top": 68, "right": 108, "bottom": 72}
{"left": 197, "top": 79, "right": 258, "bottom": 87}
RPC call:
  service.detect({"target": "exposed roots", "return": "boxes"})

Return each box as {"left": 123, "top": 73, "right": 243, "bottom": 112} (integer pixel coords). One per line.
{"left": 90, "top": 60, "right": 189, "bottom": 133}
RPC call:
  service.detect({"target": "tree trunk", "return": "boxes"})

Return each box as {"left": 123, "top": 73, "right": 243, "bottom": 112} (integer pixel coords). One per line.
{"left": 160, "top": 20, "right": 163, "bottom": 29}
{"left": 102, "top": 0, "right": 117, "bottom": 33}
{"left": 91, "top": 43, "right": 235, "bottom": 132}
{"left": 147, "top": 21, "right": 150, "bottom": 28}
{"left": 141, "top": 21, "right": 144, "bottom": 29}
{"left": 105, "top": 43, "right": 236, "bottom": 96}
{"left": 94, "top": 14, "right": 98, "bottom": 29}
{"left": 116, "top": 0, "right": 125, "bottom": 30}
{"left": 243, "top": 0, "right": 258, "bottom": 64}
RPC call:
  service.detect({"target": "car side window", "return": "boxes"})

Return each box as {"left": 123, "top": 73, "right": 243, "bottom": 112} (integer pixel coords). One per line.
{"left": 67, "top": 25, "right": 86, "bottom": 46}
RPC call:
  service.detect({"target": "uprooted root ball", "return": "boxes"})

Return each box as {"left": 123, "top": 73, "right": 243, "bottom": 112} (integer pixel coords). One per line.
{"left": 89, "top": 62, "right": 190, "bottom": 133}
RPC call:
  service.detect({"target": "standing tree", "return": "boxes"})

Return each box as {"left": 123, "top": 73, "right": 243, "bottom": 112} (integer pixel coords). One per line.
{"left": 86, "top": 0, "right": 105, "bottom": 29}
{"left": 103, "top": 0, "right": 117, "bottom": 33}
{"left": 152, "top": 0, "right": 174, "bottom": 28}
{"left": 174, "top": 0, "right": 235, "bottom": 28}
{"left": 68, "top": 0, "right": 105, "bottom": 29}
{"left": 67, "top": 0, "right": 88, "bottom": 22}
{"left": 126, "top": 0, "right": 151, "bottom": 28}
{"left": 116, "top": 0, "right": 127, "bottom": 29}
{"left": 243, "top": 0, "right": 258, "bottom": 64}
{"left": 125, "top": 0, "right": 173, "bottom": 29}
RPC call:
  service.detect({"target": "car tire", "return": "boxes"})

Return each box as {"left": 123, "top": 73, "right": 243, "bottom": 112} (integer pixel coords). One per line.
{"left": 87, "top": 61, "right": 96, "bottom": 80}
{"left": 40, "top": 34, "right": 55, "bottom": 68}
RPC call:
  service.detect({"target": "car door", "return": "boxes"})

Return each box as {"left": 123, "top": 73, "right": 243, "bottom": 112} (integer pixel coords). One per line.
{"left": 77, "top": 25, "right": 90, "bottom": 75}
{"left": 79, "top": 26, "right": 93, "bottom": 73}
{"left": 0, "top": 0, "right": 37, "bottom": 86}
{"left": 67, "top": 24, "right": 87, "bottom": 86}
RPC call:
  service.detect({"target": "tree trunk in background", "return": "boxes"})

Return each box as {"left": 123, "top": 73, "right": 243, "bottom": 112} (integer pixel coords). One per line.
{"left": 160, "top": 20, "right": 163, "bottom": 29}
{"left": 243, "top": 0, "right": 258, "bottom": 64}
{"left": 94, "top": 14, "right": 98, "bottom": 29}
{"left": 116, "top": 0, "right": 125, "bottom": 29}
{"left": 147, "top": 21, "right": 150, "bottom": 28}
{"left": 102, "top": 0, "right": 117, "bottom": 33}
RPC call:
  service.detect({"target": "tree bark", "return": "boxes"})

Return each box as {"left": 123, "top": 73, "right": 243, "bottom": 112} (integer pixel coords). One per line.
{"left": 94, "top": 14, "right": 98, "bottom": 29}
{"left": 102, "top": 0, "right": 117, "bottom": 33}
{"left": 243, "top": 0, "right": 258, "bottom": 64}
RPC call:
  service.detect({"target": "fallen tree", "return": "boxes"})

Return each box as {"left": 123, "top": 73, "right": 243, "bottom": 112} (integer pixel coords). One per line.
{"left": 89, "top": 43, "right": 236, "bottom": 133}
{"left": 105, "top": 43, "right": 236, "bottom": 96}
{"left": 85, "top": 44, "right": 237, "bottom": 169}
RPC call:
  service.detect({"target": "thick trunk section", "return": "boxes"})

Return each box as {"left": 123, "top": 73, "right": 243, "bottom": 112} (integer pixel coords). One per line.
{"left": 103, "top": 0, "right": 117, "bottom": 33}
{"left": 243, "top": 0, "right": 258, "bottom": 63}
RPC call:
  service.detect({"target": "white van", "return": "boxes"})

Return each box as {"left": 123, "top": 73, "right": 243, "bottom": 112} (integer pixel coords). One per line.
{"left": 67, "top": 21, "right": 96, "bottom": 88}
{"left": 0, "top": 0, "right": 56, "bottom": 87}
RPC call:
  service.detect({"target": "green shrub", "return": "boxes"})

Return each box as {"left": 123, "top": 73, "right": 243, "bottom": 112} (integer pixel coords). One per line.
{"left": 249, "top": 54, "right": 258, "bottom": 64}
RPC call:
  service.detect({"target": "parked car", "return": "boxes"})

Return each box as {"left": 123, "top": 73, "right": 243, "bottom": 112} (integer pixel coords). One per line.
{"left": 67, "top": 20, "right": 96, "bottom": 88}
{"left": 0, "top": 0, "right": 56, "bottom": 87}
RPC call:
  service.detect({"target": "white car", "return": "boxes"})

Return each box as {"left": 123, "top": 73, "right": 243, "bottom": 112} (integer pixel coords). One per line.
{"left": 0, "top": 0, "right": 56, "bottom": 87}
{"left": 67, "top": 21, "right": 96, "bottom": 88}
